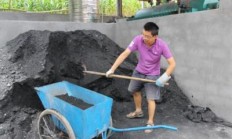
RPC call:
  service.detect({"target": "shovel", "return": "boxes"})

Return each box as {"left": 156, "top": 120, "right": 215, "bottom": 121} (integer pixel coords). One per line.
{"left": 83, "top": 70, "right": 169, "bottom": 86}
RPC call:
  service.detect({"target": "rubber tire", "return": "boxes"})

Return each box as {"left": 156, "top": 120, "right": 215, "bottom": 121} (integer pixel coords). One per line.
{"left": 38, "top": 109, "right": 76, "bottom": 139}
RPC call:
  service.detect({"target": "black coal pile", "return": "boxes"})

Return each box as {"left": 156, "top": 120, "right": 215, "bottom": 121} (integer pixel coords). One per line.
{"left": 56, "top": 94, "right": 93, "bottom": 110}
{"left": 0, "top": 30, "right": 136, "bottom": 138}
{"left": 183, "top": 105, "right": 232, "bottom": 127}
{"left": 0, "top": 30, "right": 229, "bottom": 139}
{"left": 184, "top": 105, "right": 219, "bottom": 123}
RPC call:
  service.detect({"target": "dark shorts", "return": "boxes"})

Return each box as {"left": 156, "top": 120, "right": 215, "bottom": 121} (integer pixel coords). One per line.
{"left": 128, "top": 70, "right": 160, "bottom": 100}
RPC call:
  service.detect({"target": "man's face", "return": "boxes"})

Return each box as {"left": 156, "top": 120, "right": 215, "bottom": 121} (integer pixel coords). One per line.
{"left": 142, "top": 30, "right": 157, "bottom": 45}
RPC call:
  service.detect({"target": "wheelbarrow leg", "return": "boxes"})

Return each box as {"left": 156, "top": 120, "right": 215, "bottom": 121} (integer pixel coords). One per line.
{"left": 101, "top": 131, "right": 107, "bottom": 139}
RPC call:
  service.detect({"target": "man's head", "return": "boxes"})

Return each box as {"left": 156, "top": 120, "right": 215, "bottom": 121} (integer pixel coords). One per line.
{"left": 142, "top": 22, "right": 159, "bottom": 46}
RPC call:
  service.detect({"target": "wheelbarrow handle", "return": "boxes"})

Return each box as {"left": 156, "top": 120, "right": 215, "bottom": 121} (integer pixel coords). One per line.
{"left": 83, "top": 71, "right": 169, "bottom": 86}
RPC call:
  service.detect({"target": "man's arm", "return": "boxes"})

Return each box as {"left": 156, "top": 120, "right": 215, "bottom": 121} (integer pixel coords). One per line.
{"left": 165, "top": 57, "right": 176, "bottom": 76}
{"left": 106, "top": 48, "right": 131, "bottom": 76}
{"left": 110, "top": 48, "right": 131, "bottom": 72}
{"left": 156, "top": 57, "right": 176, "bottom": 87}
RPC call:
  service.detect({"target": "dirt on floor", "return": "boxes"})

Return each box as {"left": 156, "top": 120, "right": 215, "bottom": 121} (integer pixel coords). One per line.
{"left": 0, "top": 30, "right": 231, "bottom": 139}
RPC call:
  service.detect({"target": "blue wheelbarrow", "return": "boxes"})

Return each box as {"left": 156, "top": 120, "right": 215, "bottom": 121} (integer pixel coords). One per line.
{"left": 35, "top": 81, "right": 177, "bottom": 139}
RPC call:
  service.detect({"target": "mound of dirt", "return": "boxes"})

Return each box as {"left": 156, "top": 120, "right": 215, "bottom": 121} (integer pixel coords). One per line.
{"left": 0, "top": 30, "right": 137, "bottom": 138}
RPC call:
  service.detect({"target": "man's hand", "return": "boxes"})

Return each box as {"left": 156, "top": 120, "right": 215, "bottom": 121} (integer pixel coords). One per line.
{"left": 106, "top": 69, "right": 114, "bottom": 77}
{"left": 156, "top": 73, "right": 171, "bottom": 87}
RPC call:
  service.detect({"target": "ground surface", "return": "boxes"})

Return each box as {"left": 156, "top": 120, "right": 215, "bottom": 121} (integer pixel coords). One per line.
{"left": 0, "top": 30, "right": 231, "bottom": 139}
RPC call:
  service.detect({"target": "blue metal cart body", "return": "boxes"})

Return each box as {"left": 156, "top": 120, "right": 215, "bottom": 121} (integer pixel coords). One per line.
{"left": 36, "top": 81, "right": 113, "bottom": 139}
{"left": 35, "top": 81, "right": 177, "bottom": 139}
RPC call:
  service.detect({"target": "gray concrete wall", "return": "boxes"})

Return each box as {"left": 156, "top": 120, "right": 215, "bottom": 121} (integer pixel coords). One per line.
{"left": 219, "top": 0, "right": 232, "bottom": 11}
{"left": 113, "top": 1, "right": 232, "bottom": 122}
{"left": 0, "top": 0, "right": 231, "bottom": 123}
{"left": 0, "top": 12, "right": 69, "bottom": 21}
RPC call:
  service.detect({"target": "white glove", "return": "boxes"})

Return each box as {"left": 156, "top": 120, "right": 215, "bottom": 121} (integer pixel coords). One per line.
{"left": 106, "top": 69, "right": 114, "bottom": 77}
{"left": 155, "top": 73, "right": 171, "bottom": 87}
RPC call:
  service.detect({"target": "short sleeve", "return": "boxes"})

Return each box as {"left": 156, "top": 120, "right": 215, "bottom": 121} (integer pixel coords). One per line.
{"left": 127, "top": 36, "right": 138, "bottom": 52}
{"left": 162, "top": 43, "right": 172, "bottom": 59}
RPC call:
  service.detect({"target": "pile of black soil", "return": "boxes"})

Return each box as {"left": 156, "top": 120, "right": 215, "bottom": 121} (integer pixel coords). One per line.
{"left": 183, "top": 105, "right": 231, "bottom": 127}
{"left": 0, "top": 30, "right": 136, "bottom": 138}
{"left": 0, "top": 30, "right": 230, "bottom": 139}
{"left": 184, "top": 105, "right": 221, "bottom": 123}
{"left": 56, "top": 94, "right": 93, "bottom": 110}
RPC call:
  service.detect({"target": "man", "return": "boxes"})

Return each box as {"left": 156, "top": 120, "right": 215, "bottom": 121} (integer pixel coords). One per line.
{"left": 106, "top": 22, "right": 176, "bottom": 133}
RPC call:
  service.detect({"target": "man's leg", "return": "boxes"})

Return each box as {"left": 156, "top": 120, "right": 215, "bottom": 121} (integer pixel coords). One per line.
{"left": 144, "top": 75, "right": 160, "bottom": 133}
{"left": 145, "top": 99, "right": 156, "bottom": 133}
{"left": 133, "top": 91, "right": 142, "bottom": 112}
{"left": 126, "top": 91, "right": 143, "bottom": 118}
{"left": 128, "top": 70, "right": 144, "bottom": 117}
{"left": 147, "top": 99, "right": 156, "bottom": 124}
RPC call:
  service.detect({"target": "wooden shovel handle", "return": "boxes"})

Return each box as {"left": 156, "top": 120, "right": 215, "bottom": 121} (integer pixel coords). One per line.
{"left": 83, "top": 71, "right": 169, "bottom": 86}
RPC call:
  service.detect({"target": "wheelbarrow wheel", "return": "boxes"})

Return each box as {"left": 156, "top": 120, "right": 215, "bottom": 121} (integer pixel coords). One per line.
{"left": 38, "top": 109, "right": 76, "bottom": 139}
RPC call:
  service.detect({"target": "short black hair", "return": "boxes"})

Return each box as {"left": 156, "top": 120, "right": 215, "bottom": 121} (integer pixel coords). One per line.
{"left": 144, "top": 22, "right": 159, "bottom": 36}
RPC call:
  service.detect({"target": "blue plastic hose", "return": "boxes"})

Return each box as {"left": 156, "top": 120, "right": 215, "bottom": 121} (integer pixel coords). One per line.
{"left": 108, "top": 125, "right": 177, "bottom": 132}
